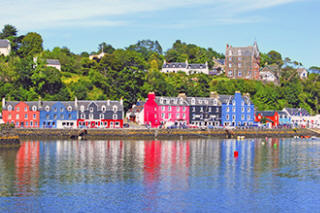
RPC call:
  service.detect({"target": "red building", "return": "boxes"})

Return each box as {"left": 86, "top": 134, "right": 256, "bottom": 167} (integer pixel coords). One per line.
{"left": 2, "top": 99, "right": 40, "bottom": 128}
{"left": 144, "top": 92, "right": 190, "bottom": 128}
{"left": 255, "top": 111, "right": 279, "bottom": 127}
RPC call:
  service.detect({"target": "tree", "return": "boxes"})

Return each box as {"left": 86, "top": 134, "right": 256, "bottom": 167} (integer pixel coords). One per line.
{"left": 127, "top": 40, "right": 163, "bottom": 60}
{"left": 0, "top": 24, "right": 17, "bottom": 39}
{"left": 19, "top": 32, "right": 43, "bottom": 57}
{"left": 267, "top": 50, "right": 283, "bottom": 67}
{"left": 98, "top": 42, "right": 115, "bottom": 54}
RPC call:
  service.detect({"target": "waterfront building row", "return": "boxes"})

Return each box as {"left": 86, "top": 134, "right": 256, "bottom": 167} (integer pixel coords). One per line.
{"left": 128, "top": 91, "right": 256, "bottom": 128}
{"left": 1, "top": 98, "right": 124, "bottom": 128}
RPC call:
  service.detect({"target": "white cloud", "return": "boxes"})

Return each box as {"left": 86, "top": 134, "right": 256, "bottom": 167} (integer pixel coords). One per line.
{"left": 0, "top": 0, "right": 299, "bottom": 30}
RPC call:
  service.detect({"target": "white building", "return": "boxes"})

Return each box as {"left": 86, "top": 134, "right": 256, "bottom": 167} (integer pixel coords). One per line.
{"left": 89, "top": 52, "right": 105, "bottom": 60}
{"left": 0, "top": 39, "right": 11, "bottom": 56}
{"left": 46, "top": 59, "right": 61, "bottom": 71}
{"left": 126, "top": 102, "right": 145, "bottom": 125}
{"left": 282, "top": 108, "right": 319, "bottom": 128}
{"left": 297, "top": 68, "right": 308, "bottom": 80}
{"left": 259, "top": 65, "right": 280, "bottom": 84}
{"left": 161, "top": 60, "right": 209, "bottom": 75}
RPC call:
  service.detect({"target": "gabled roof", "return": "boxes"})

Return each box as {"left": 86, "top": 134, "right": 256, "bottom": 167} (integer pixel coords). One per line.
{"left": 284, "top": 108, "right": 310, "bottom": 116}
{"left": 155, "top": 97, "right": 189, "bottom": 106}
{"left": 297, "top": 68, "right": 307, "bottom": 74}
{"left": 0, "top": 39, "right": 10, "bottom": 48}
{"left": 162, "top": 62, "right": 187, "bottom": 69}
{"left": 255, "top": 111, "right": 277, "bottom": 117}
{"left": 77, "top": 100, "right": 123, "bottom": 111}
{"left": 187, "top": 64, "right": 207, "bottom": 69}
{"left": 186, "top": 97, "right": 220, "bottom": 106}
{"left": 46, "top": 59, "right": 61, "bottom": 65}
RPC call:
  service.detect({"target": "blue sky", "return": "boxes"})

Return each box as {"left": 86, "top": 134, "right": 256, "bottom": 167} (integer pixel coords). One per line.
{"left": 1, "top": 0, "right": 319, "bottom": 68}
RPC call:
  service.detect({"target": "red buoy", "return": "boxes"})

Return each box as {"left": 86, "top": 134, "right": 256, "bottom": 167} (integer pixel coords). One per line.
{"left": 234, "top": 151, "right": 238, "bottom": 158}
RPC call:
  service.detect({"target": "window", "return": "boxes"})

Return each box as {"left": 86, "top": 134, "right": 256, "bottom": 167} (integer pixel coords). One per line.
{"left": 233, "top": 107, "right": 236, "bottom": 112}
{"left": 216, "top": 108, "right": 219, "bottom": 112}
{"left": 16, "top": 122, "right": 19, "bottom": 127}
{"left": 176, "top": 113, "right": 180, "bottom": 119}
{"left": 168, "top": 106, "right": 172, "bottom": 111}
{"left": 229, "top": 63, "right": 232, "bottom": 68}
{"left": 8, "top": 114, "right": 11, "bottom": 119}
{"left": 60, "top": 108, "right": 64, "bottom": 112}
{"left": 161, "top": 106, "right": 165, "bottom": 111}
{"left": 247, "top": 115, "right": 251, "bottom": 120}
{"left": 229, "top": 50, "right": 232, "bottom": 56}
{"left": 89, "top": 114, "right": 93, "bottom": 119}
{"left": 68, "top": 106, "right": 72, "bottom": 112}
{"left": 228, "top": 70, "right": 233, "bottom": 76}
{"left": 241, "top": 115, "right": 244, "bottom": 120}
{"left": 238, "top": 71, "right": 242, "bottom": 77}
{"left": 8, "top": 105, "right": 12, "bottom": 111}
{"left": 238, "top": 63, "right": 242, "bottom": 68}
{"left": 24, "top": 107, "right": 28, "bottom": 112}
{"left": 90, "top": 107, "right": 94, "bottom": 112}
{"left": 113, "top": 105, "right": 118, "bottom": 112}
{"left": 213, "top": 100, "right": 217, "bottom": 105}
{"left": 46, "top": 114, "right": 50, "bottom": 119}
{"left": 226, "top": 115, "right": 230, "bottom": 120}
{"left": 113, "top": 114, "right": 117, "bottom": 120}
{"left": 183, "top": 107, "right": 186, "bottom": 112}
{"left": 60, "top": 114, "right": 64, "bottom": 119}
{"left": 80, "top": 105, "right": 85, "bottom": 112}
{"left": 200, "top": 107, "right": 203, "bottom": 112}
{"left": 209, "top": 107, "right": 211, "bottom": 112}
{"left": 54, "top": 107, "right": 57, "bottom": 112}
{"left": 54, "top": 114, "right": 57, "bottom": 119}
{"left": 100, "top": 114, "right": 104, "bottom": 119}
{"left": 26, "top": 121, "right": 28, "bottom": 127}
{"left": 247, "top": 108, "right": 251, "bottom": 112}
{"left": 45, "top": 106, "right": 50, "bottom": 112}
{"left": 227, "top": 107, "right": 230, "bottom": 112}
{"left": 25, "top": 114, "right": 28, "bottom": 119}
{"left": 238, "top": 57, "right": 242, "bottom": 61}
{"left": 17, "top": 107, "right": 20, "bottom": 112}
{"left": 232, "top": 100, "right": 235, "bottom": 106}
{"left": 160, "top": 98, "right": 164, "bottom": 104}
{"left": 238, "top": 49, "right": 241, "bottom": 55}
{"left": 241, "top": 107, "right": 244, "bottom": 112}
{"left": 32, "top": 106, "right": 37, "bottom": 111}
{"left": 168, "top": 113, "right": 171, "bottom": 119}
{"left": 31, "top": 121, "right": 34, "bottom": 127}
{"left": 81, "top": 113, "right": 85, "bottom": 119}
{"left": 192, "top": 107, "right": 195, "bottom": 112}
{"left": 177, "top": 107, "right": 180, "bottom": 112}
{"left": 183, "top": 113, "right": 186, "bottom": 119}
{"left": 68, "top": 114, "right": 72, "bottom": 119}
{"left": 161, "top": 113, "right": 165, "bottom": 119}
{"left": 101, "top": 105, "right": 106, "bottom": 112}
{"left": 232, "top": 115, "right": 236, "bottom": 121}
{"left": 199, "top": 100, "right": 203, "bottom": 104}
{"left": 191, "top": 98, "right": 195, "bottom": 105}
{"left": 16, "top": 114, "right": 19, "bottom": 119}
{"left": 241, "top": 101, "right": 244, "bottom": 106}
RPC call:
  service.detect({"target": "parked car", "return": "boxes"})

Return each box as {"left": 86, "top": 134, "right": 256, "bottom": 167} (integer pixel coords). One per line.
{"left": 123, "top": 123, "right": 130, "bottom": 128}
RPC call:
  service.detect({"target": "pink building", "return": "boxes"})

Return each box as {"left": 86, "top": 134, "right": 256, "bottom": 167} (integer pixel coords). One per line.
{"left": 144, "top": 92, "right": 190, "bottom": 128}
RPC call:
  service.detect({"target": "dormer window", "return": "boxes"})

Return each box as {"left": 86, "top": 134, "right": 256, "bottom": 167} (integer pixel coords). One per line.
{"left": 205, "top": 100, "right": 208, "bottom": 105}
{"left": 60, "top": 107, "right": 64, "bottom": 112}
{"left": 24, "top": 107, "right": 28, "bottom": 112}
{"left": 229, "top": 50, "right": 232, "bottom": 56}
{"left": 113, "top": 105, "right": 118, "bottom": 112}
{"left": 101, "top": 105, "right": 106, "bottom": 112}
{"left": 160, "top": 98, "right": 164, "bottom": 104}
{"left": 54, "top": 107, "right": 57, "bottom": 112}
{"left": 90, "top": 107, "right": 94, "bottom": 112}
{"left": 45, "top": 106, "right": 50, "bottom": 112}
{"left": 32, "top": 106, "right": 37, "bottom": 111}
{"left": 191, "top": 98, "right": 195, "bottom": 105}
{"left": 199, "top": 100, "right": 202, "bottom": 104}
{"left": 67, "top": 106, "right": 72, "bottom": 112}
{"left": 8, "top": 105, "right": 12, "bottom": 111}
{"left": 113, "top": 114, "right": 118, "bottom": 120}
{"left": 80, "top": 105, "right": 85, "bottom": 112}
{"left": 213, "top": 100, "right": 217, "bottom": 105}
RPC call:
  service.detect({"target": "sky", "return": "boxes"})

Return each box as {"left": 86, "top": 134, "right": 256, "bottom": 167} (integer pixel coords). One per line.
{"left": 1, "top": 0, "right": 319, "bottom": 68}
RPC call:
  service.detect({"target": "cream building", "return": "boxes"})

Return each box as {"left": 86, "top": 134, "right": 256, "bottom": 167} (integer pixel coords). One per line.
{"left": 0, "top": 39, "right": 11, "bottom": 56}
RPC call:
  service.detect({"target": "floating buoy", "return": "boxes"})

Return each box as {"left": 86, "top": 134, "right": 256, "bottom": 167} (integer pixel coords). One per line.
{"left": 262, "top": 142, "right": 265, "bottom": 145}
{"left": 234, "top": 151, "right": 239, "bottom": 158}
{"left": 274, "top": 143, "right": 277, "bottom": 149}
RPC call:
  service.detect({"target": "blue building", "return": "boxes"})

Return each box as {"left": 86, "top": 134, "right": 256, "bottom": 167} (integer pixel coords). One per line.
{"left": 39, "top": 101, "right": 78, "bottom": 128}
{"left": 221, "top": 91, "right": 255, "bottom": 126}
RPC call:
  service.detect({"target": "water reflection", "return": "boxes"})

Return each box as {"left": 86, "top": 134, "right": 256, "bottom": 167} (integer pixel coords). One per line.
{"left": 0, "top": 138, "right": 319, "bottom": 212}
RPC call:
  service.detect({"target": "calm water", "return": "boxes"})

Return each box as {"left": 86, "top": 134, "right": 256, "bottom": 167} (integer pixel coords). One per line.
{"left": 0, "top": 138, "right": 320, "bottom": 213}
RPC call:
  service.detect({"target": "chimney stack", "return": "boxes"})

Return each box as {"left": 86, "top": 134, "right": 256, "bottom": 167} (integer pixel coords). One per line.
{"left": 75, "top": 96, "right": 78, "bottom": 108}
{"left": 210, "top": 91, "right": 218, "bottom": 99}
{"left": 2, "top": 97, "right": 5, "bottom": 109}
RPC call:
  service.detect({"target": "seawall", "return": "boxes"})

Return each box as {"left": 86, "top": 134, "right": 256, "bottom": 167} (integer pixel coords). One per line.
{"left": 12, "top": 128, "right": 320, "bottom": 139}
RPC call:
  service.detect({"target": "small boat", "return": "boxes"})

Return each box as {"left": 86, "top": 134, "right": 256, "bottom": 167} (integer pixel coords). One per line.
{"left": 311, "top": 136, "right": 319, "bottom": 140}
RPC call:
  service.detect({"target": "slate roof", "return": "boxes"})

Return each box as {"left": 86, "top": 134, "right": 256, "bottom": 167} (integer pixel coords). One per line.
{"left": 227, "top": 42, "right": 259, "bottom": 58}
{"left": 155, "top": 97, "right": 189, "bottom": 106}
{"left": 297, "top": 68, "right": 307, "bottom": 74}
{"left": 187, "top": 64, "right": 207, "bottom": 69}
{"left": 255, "top": 111, "right": 277, "bottom": 117}
{"left": 162, "top": 63, "right": 187, "bottom": 69}
{"left": 277, "top": 111, "right": 288, "bottom": 116}
{"left": 186, "top": 97, "right": 220, "bottom": 106}
{"left": 77, "top": 100, "right": 123, "bottom": 111}
{"left": 46, "top": 59, "right": 61, "bottom": 65}
{"left": 284, "top": 108, "right": 310, "bottom": 116}
{"left": 0, "top": 39, "right": 10, "bottom": 48}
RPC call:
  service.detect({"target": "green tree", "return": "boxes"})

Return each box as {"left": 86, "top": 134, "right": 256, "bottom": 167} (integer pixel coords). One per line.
{"left": 19, "top": 32, "right": 43, "bottom": 57}
{"left": 0, "top": 24, "right": 17, "bottom": 38}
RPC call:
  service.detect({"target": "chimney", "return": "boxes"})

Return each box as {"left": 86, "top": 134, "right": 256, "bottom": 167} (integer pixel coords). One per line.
{"left": 38, "top": 96, "right": 42, "bottom": 107}
{"left": 120, "top": 98, "right": 123, "bottom": 105}
{"left": 210, "top": 91, "right": 218, "bottom": 99}
{"left": 148, "top": 92, "right": 156, "bottom": 101}
{"left": 178, "top": 93, "right": 187, "bottom": 99}
{"left": 107, "top": 99, "right": 110, "bottom": 105}
{"left": 226, "top": 44, "right": 229, "bottom": 48}
{"left": 185, "top": 59, "right": 188, "bottom": 65}
{"left": 2, "top": 97, "right": 5, "bottom": 108}
{"left": 74, "top": 96, "right": 78, "bottom": 108}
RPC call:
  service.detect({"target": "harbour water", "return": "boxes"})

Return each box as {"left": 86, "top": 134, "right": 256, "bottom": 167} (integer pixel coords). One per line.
{"left": 0, "top": 138, "right": 320, "bottom": 212}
